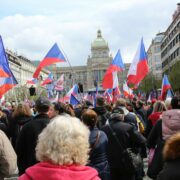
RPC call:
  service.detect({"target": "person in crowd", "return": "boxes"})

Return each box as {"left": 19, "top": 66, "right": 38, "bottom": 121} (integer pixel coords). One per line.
{"left": 94, "top": 97, "right": 111, "bottom": 128}
{"left": 82, "top": 109, "right": 110, "bottom": 180}
{"left": 135, "top": 100, "right": 148, "bottom": 126}
{"left": 19, "top": 116, "right": 100, "bottom": 180}
{"left": 157, "top": 132, "right": 180, "bottom": 180}
{"left": 16, "top": 96, "right": 51, "bottom": 175}
{"left": 147, "top": 99, "right": 156, "bottom": 118}
{"left": 0, "top": 108, "right": 9, "bottom": 136}
{"left": 0, "top": 130, "right": 17, "bottom": 180}
{"left": 147, "top": 96, "right": 180, "bottom": 179}
{"left": 102, "top": 107, "right": 146, "bottom": 180}
{"left": 8, "top": 102, "right": 32, "bottom": 149}
{"left": 115, "top": 99, "right": 139, "bottom": 131}
{"left": 47, "top": 103, "right": 60, "bottom": 119}
{"left": 145, "top": 101, "right": 167, "bottom": 138}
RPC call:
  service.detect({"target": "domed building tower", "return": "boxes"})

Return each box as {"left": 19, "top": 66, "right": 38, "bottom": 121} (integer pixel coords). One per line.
{"left": 87, "top": 29, "right": 112, "bottom": 90}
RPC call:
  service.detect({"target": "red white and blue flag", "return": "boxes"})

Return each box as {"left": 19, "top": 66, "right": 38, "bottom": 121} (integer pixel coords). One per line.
{"left": 33, "top": 43, "right": 66, "bottom": 78}
{"left": 0, "top": 36, "right": 11, "bottom": 78}
{"left": 54, "top": 74, "right": 64, "bottom": 91}
{"left": 161, "top": 74, "right": 171, "bottom": 100}
{"left": 0, "top": 36, "right": 18, "bottom": 98}
{"left": 27, "top": 78, "right": 38, "bottom": 84}
{"left": 41, "top": 73, "right": 53, "bottom": 86}
{"left": 123, "top": 82, "right": 133, "bottom": 98}
{"left": 102, "top": 49, "right": 124, "bottom": 89}
{"left": 127, "top": 38, "right": 149, "bottom": 85}
{"left": 66, "top": 84, "right": 79, "bottom": 97}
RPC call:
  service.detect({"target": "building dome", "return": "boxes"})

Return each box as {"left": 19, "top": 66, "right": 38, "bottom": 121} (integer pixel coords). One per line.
{"left": 91, "top": 30, "right": 108, "bottom": 49}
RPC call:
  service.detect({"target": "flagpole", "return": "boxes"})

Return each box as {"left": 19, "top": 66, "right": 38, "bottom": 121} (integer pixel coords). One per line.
{"left": 60, "top": 47, "right": 83, "bottom": 102}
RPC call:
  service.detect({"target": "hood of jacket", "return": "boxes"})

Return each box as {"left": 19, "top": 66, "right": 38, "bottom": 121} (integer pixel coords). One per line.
{"left": 162, "top": 109, "right": 180, "bottom": 140}
{"left": 19, "top": 162, "right": 100, "bottom": 180}
{"left": 148, "top": 112, "right": 162, "bottom": 126}
{"left": 14, "top": 115, "right": 32, "bottom": 126}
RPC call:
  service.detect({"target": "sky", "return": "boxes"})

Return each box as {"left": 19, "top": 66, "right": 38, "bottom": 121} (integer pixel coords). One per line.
{"left": 0, "top": 0, "right": 178, "bottom": 66}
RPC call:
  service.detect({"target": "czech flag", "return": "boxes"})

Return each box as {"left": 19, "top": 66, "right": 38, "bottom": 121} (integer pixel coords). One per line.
{"left": 102, "top": 49, "right": 124, "bottom": 89}
{"left": 0, "top": 36, "right": 18, "bottom": 98}
{"left": 70, "top": 94, "right": 80, "bottom": 106}
{"left": 27, "top": 78, "right": 38, "bottom": 84}
{"left": 66, "top": 84, "right": 79, "bottom": 97}
{"left": 0, "top": 74, "right": 18, "bottom": 98}
{"left": 123, "top": 82, "right": 133, "bottom": 98}
{"left": 33, "top": 43, "right": 66, "bottom": 78}
{"left": 0, "top": 36, "right": 11, "bottom": 77}
{"left": 161, "top": 74, "right": 171, "bottom": 100}
{"left": 41, "top": 73, "right": 53, "bottom": 86}
{"left": 127, "top": 38, "right": 149, "bottom": 85}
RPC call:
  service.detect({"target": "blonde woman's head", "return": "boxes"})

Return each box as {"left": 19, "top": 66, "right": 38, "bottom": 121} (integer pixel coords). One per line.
{"left": 36, "top": 115, "right": 90, "bottom": 165}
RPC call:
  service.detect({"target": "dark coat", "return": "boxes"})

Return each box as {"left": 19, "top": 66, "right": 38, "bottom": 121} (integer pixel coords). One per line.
{"left": 16, "top": 113, "right": 49, "bottom": 175}
{"left": 102, "top": 118, "right": 146, "bottom": 171}
{"left": 88, "top": 127, "right": 109, "bottom": 180}
{"left": 147, "top": 120, "right": 164, "bottom": 179}
{"left": 135, "top": 107, "right": 147, "bottom": 126}
{"left": 157, "top": 159, "right": 180, "bottom": 180}
{"left": 8, "top": 115, "right": 32, "bottom": 149}
{"left": 94, "top": 106, "right": 111, "bottom": 128}
{"left": 124, "top": 112, "right": 138, "bottom": 131}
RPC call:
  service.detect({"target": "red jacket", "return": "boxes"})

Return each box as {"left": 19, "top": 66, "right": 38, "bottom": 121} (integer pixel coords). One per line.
{"left": 148, "top": 112, "right": 162, "bottom": 126}
{"left": 18, "top": 162, "right": 100, "bottom": 180}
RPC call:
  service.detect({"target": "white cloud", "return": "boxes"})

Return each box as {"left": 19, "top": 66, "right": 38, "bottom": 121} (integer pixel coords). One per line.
{"left": 0, "top": 0, "right": 178, "bottom": 66}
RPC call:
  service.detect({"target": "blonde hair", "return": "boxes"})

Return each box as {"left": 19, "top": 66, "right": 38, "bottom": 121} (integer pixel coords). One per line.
{"left": 12, "top": 102, "right": 32, "bottom": 118}
{"left": 36, "top": 115, "right": 90, "bottom": 165}
{"left": 153, "top": 101, "right": 167, "bottom": 113}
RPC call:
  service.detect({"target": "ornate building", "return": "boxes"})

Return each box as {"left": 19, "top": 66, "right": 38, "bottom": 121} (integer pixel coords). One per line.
{"left": 56, "top": 30, "right": 130, "bottom": 92}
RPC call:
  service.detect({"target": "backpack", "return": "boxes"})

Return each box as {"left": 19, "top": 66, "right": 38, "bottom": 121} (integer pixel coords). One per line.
{"left": 135, "top": 115, "right": 145, "bottom": 134}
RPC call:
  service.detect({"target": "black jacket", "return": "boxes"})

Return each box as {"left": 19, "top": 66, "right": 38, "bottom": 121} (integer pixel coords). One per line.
{"left": 16, "top": 114, "right": 49, "bottom": 175}
{"left": 94, "top": 106, "right": 111, "bottom": 128}
{"left": 8, "top": 115, "right": 32, "bottom": 149}
{"left": 147, "top": 120, "right": 164, "bottom": 179}
{"left": 157, "top": 159, "right": 180, "bottom": 180}
{"left": 102, "top": 118, "right": 146, "bottom": 170}
{"left": 88, "top": 127, "right": 109, "bottom": 180}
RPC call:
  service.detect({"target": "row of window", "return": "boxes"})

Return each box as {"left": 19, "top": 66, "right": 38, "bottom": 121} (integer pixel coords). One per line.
{"left": 161, "top": 33, "right": 180, "bottom": 58}
{"left": 162, "top": 47, "right": 180, "bottom": 68}
{"left": 161, "top": 21, "right": 180, "bottom": 49}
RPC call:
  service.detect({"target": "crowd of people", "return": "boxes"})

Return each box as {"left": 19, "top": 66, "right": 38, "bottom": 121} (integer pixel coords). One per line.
{"left": 0, "top": 94, "right": 180, "bottom": 180}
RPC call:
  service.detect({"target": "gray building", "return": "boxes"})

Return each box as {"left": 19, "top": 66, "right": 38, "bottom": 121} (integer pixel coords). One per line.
{"left": 56, "top": 30, "right": 130, "bottom": 91}
{"left": 147, "top": 32, "right": 165, "bottom": 80}
{"left": 161, "top": 3, "right": 180, "bottom": 74}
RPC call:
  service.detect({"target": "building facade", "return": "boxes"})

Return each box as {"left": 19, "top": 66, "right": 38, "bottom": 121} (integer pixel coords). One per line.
{"left": 161, "top": 3, "right": 180, "bottom": 74}
{"left": 6, "top": 49, "right": 49, "bottom": 85}
{"left": 147, "top": 32, "right": 165, "bottom": 80}
{"left": 56, "top": 30, "right": 130, "bottom": 92}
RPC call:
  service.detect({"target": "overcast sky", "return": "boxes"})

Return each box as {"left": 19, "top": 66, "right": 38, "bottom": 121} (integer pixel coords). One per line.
{"left": 0, "top": 0, "right": 178, "bottom": 66}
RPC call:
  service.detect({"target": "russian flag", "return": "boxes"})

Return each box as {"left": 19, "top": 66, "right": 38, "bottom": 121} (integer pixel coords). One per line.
{"left": 27, "top": 78, "right": 38, "bottom": 84}
{"left": 0, "top": 36, "right": 11, "bottom": 77}
{"left": 127, "top": 38, "right": 149, "bottom": 85}
{"left": 102, "top": 49, "right": 124, "bottom": 89}
{"left": 161, "top": 74, "right": 171, "bottom": 100}
{"left": 41, "top": 73, "right": 53, "bottom": 86}
{"left": 33, "top": 43, "right": 66, "bottom": 78}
